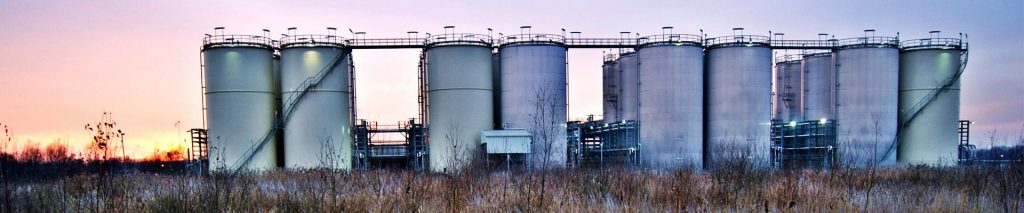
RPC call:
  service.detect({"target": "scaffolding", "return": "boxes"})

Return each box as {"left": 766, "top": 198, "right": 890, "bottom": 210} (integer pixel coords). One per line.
{"left": 567, "top": 116, "right": 640, "bottom": 168}
{"left": 354, "top": 119, "right": 428, "bottom": 171}
{"left": 770, "top": 119, "right": 837, "bottom": 169}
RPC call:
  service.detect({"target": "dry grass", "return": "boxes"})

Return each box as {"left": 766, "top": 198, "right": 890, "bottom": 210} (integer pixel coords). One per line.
{"left": 1, "top": 165, "right": 1022, "bottom": 212}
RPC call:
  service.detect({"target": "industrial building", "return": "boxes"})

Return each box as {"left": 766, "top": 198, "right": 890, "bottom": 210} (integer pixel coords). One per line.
{"left": 194, "top": 26, "right": 970, "bottom": 173}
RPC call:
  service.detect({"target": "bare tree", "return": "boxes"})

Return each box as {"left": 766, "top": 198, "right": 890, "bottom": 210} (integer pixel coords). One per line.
{"left": 526, "top": 85, "right": 563, "bottom": 210}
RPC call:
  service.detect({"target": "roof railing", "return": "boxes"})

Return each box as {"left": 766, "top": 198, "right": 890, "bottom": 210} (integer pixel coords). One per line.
{"left": 279, "top": 34, "right": 347, "bottom": 48}
{"left": 498, "top": 33, "right": 566, "bottom": 46}
{"left": 425, "top": 33, "right": 492, "bottom": 48}
{"left": 202, "top": 34, "right": 275, "bottom": 49}
{"left": 705, "top": 35, "right": 771, "bottom": 48}
{"left": 837, "top": 36, "right": 899, "bottom": 49}
{"left": 900, "top": 38, "right": 964, "bottom": 51}
{"left": 638, "top": 34, "right": 702, "bottom": 47}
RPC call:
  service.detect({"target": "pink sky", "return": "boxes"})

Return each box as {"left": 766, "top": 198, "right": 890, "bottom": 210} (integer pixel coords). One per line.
{"left": 1, "top": 0, "right": 1022, "bottom": 157}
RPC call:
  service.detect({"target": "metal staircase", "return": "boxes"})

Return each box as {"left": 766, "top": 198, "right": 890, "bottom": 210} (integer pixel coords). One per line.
{"left": 229, "top": 47, "right": 349, "bottom": 173}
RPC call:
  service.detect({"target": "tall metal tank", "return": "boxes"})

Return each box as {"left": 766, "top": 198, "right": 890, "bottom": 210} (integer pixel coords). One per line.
{"left": 498, "top": 33, "right": 568, "bottom": 167}
{"left": 279, "top": 32, "right": 353, "bottom": 169}
{"left": 637, "top": 33, "right": 704, "bottom": 168}
{"left": 897, "top": 33, "right": 966, "bottom": 165}
{"left": 704, "top": 32, "right": 773, "bottom": 169}
{"left": 202, "top": 30, "right": 278, "bottom": 171}
{"left": 834, "top": 31, "right": 900, "bottom": 167}
{"left": 801, "top": 52, "right": 835, "bottom": 121}
{"left": 424, "top": 32, "right": 494, "bottom": 172}
{"left": 773, "top": 57, "right": 803, "bottom": 122}
{"left": 602, "top": 54, "right": 619, "bottom": 123}
{"left": 618, "top": 52, "right": 639, "bottom": 121}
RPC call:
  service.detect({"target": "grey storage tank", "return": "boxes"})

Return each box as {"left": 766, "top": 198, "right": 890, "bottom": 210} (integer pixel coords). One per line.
{"left": 897, "top": 32, "right": 967, "bottom": 166}
{"left": 498, "top": 32, "right": 568, "bottom": 167}
{"left": 774, "top": 56, "right": 803, "bottom": 122}
{"left": 602, "top": 54, "right": 619, "bottom": 123}
{"left": 279, "top": 28, "right": 354, "bottom": 169}
{"left": 704, "top": 29, "right": 773, "bottom": 169}
{"left": 424, "top": 30, "right": 494, "bottom": 172}
{"left": 201, "top": 28, "right": 278, "bottom": 171}
{"left": 801, "top": 51, "right": 836, "bottom": 121}
{"left": 834, "top": 30, "right": 900, "bottom": 167}
{"left": 618, "top": 52, "right": 639, "bottom": 121}
{"left": 637, "top": 32, "right": 704, "bottom": 168}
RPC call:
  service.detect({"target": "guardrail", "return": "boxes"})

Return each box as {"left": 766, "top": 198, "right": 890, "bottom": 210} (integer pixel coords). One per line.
{"left": 564, "top": 38, "right": 637, "bottom": 48}
{"left": 837, "top": 36, "right": 899, "bottom": 48}
{"left": 638, "top": 34, "right": 702, "bottom": 47}
{"left": 705, "top": 35, "right": 771, "bottom": 47}
{"left": 279, "top": 35, "right": 347, "bottom": 48}
{"left": 425, "top": 33, "right": 492, "bottom": 47}
{"left": 900, "top": 38, "right": 964, "bottom": 50}
{"left": 202, "top": 34, "right": 275, "bottom": 49}
{"left": 498, "top": 34, "right": 565, "bottom": 46}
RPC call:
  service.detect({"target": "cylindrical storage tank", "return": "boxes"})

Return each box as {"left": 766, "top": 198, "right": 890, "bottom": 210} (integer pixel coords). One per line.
{"left": 801, "top": 52, "right": 835, "bottom": 121}
{"left": 835, "top": 36, "right": 900, "bottom": 167}
{"left": 618, "top": 52, "right": 639, "bottom": 121}
{"left": 704, "top": 35, "right": 773, "bottom": 169}
{"left": 202, "top": 33, "right": 278, "bottom": 171}
{"left": 279, "top": 34, "right": 353, "bottom": 169}
{"left": 774, "top": 57, "right": 803, "bottom": 122}
{"left": 424, "top": 33, "right": 494, "bottom": 172}
{"left": 602, "top": 55, "right": 619, "bottom": 123}
{"left": 499, "top": 33, "right": 568, "bottom": 167}
{"left": 637, "top": 34, "right": 704, "bottom": 168}
{"left": 897, "top": 37, "right": 965, "bottom": 165}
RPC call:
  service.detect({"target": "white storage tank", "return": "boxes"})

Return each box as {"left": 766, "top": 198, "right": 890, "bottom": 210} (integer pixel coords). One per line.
{"left": 774, "top": 56, "right": 803, "bottom": 122}
{"left": 801, "top": 51, "right": 835, "bottom": 121}
{"left": 498, "top": 33, "right": 568, "bottom": 167}
{"left": 202, "top": 28, "right": 278, "bottom": 171}
{"left": 835, "top": 30, "right": 900, "bottom": 167}
{"left": 424, "top": 31, "right": 494, "bottom": 172}
{"left": 704, "top": 30, "right": 773, "bottom": 169}
{"left": 602, "top": 54, "right": 619, "bottom": 123}
{"left": 618, "top": 52, "right": 639, "bottom": 121}
{"left": 279, "top": 29, "right": 354, "bottom": 169}
{"left": 897, "top": 32, "right": 966, "bottom": 165}
{"left": 637, "top": 33, "right": 704, "bottom": 169}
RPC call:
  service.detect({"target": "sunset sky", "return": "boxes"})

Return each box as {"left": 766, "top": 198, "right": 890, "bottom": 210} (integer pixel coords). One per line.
{"left": 1, "top": 0, "right": 1021, "bottom": 158}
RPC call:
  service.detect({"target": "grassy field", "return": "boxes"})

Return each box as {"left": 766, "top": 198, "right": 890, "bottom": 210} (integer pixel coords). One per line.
{"left": 2, "top": 165, "right": 1022, "bottom": 212}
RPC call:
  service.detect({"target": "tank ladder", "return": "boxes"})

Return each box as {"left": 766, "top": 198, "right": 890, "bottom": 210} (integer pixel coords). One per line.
{"left": 229, "top": 47, "right": 349, "bottom": 174}
{"left": 189, "top": 128, "right": 209, "bottom": 174}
